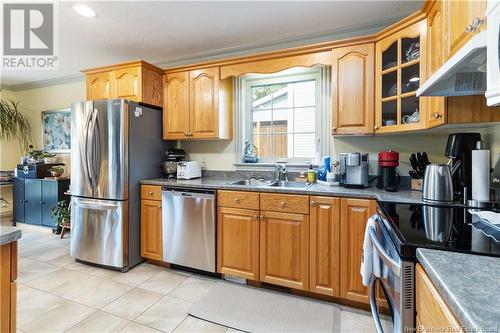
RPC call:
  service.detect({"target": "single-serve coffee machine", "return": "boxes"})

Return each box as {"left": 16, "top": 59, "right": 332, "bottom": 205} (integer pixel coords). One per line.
{"left": 339, "top": 153, "right": 369, "bottom": 188}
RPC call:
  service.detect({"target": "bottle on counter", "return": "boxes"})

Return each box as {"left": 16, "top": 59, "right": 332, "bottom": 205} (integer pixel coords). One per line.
{"left": 307, "top": 164, "right": 317, "bottom": 183}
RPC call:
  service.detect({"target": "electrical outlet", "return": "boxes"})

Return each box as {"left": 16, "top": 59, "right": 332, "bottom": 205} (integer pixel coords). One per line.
{"left": 201, "top": 158, "right": 207, "bottom": 169}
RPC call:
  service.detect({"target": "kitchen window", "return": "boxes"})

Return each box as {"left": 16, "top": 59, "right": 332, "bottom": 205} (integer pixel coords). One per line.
{"left": 236, "top": 67, "right": 330, "bottom": 165}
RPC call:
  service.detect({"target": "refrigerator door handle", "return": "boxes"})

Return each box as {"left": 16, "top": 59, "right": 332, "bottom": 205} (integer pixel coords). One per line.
{"left": 91, "top": 112, "right": 102, "bottom": 188}
{"left": 73, "top": 200, "right": 119, "bottom": 210}
{"left": 83, "top": 105, "right": 95, "bottom": 191}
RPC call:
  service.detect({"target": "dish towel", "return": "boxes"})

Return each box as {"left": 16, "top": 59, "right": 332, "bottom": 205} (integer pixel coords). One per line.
{"left": 469, "top": 209, "right": 500, "bottom": 225}
{"left": 360, "top": 215, "right": 382, "bottom": 287}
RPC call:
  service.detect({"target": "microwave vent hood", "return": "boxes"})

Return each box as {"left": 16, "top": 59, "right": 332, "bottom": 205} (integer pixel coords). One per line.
{"left": 417, "top": 31, "right": 487, "bottom": 97}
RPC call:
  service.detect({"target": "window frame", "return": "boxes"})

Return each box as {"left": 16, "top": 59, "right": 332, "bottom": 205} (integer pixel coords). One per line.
{"left": 236, "top": 66, "right": 329, "bottom": 166}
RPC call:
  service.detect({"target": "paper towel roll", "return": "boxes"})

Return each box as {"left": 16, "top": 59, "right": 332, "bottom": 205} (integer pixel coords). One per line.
{"left": 472, "top": 149, "right": 490, "bottom": 201}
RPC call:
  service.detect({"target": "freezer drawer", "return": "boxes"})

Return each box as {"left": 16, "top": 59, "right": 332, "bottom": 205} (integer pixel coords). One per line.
{"left": 70, "top": 197, "right": 128, "bottom": 269}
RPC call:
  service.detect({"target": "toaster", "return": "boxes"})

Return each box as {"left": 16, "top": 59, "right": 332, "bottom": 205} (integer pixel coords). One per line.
{"left": 177, "top": 161, "right": 202, "bottom": 179}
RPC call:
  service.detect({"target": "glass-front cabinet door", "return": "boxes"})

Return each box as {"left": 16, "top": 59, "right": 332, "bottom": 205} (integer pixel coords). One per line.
{"left": 375, "top": 20, "right": 427, "bottom": 133}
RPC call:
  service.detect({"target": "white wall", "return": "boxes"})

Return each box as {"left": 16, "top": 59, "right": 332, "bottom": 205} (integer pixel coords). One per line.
{"left": 181, "top": 124, "right": 500, "bottom": 176}
{"left": 0, "top": 81, "right": 85, "bottom": 172}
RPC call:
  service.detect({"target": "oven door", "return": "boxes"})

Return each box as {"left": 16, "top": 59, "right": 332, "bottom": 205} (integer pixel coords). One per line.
{"left": 369, "top": 216, "right": 414, "bottom": 333}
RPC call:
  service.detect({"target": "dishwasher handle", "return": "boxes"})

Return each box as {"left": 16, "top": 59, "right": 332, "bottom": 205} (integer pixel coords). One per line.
{"left": 162, "top": 188, "right": 215, "bottom": 200}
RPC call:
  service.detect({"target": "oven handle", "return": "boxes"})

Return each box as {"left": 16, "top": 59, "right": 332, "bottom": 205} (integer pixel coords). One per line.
{"left": 368, "top": 226, "right": 401, "bottom": 277}
{"left": 370, "top": 277, "right": 394, "bottom": 333}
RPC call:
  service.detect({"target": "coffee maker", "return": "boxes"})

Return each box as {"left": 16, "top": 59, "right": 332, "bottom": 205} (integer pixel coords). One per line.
{"left": 339, "top": 152, "right": 369, "bottom": 188}
{"left": 445, "top": 133, "right": 481, "bottom": 201}
{"left": 377, "top": 150, "right": 400, "bottom": 192}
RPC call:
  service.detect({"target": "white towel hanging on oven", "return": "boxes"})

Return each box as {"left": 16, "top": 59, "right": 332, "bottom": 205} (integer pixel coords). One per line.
{"left": 360, "top": 215, "right": 382, "bottom": 286}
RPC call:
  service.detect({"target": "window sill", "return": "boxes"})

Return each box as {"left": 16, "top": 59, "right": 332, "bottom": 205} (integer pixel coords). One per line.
{"left": 234, "top": 162, "right": 318, "bottom": 172}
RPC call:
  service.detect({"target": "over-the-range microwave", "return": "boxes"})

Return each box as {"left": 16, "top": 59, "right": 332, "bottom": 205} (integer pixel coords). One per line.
{"left": 417, "top": 0, "right": 500, "bottom": 107}
{"left": 486, "top": 0, "right": 500, "bottom": 106}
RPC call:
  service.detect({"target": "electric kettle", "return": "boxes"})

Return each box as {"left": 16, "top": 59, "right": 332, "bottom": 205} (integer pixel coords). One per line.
{"left": 422, "top": 164, "right": 454, "bottom": 203}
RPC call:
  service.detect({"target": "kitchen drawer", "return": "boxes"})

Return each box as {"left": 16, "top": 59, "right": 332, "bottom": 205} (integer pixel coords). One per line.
{"left": 218, "top": 190, "right": 259, "bottom": 210}
{"left": 141, "top": 185, "right": 162, "bottom": 201}
{"left": 260, "top": 193, "right": 309, "bottom": 214}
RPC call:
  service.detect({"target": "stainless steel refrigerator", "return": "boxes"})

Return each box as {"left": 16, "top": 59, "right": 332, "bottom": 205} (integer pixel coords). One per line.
{"left": 70, "top": 99, "right": 164, "bottom": 271}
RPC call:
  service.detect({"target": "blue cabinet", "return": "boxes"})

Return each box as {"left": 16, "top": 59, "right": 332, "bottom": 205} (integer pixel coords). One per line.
{"left": 12, "top": 178, "right": 70, "bottom": 228}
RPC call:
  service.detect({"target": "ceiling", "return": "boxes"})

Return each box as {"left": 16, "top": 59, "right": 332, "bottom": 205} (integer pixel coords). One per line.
{"left": 1, "top": 1, "right": 422, "bottom": 88}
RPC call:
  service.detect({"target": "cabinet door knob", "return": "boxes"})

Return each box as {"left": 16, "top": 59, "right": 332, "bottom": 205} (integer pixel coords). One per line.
{"left": 184, "top": 133, "right": 188, "bottom": 137}
{"left": 148, "top": 191, "right": 153, "bottom": 195}
{"left": 332, "top": 127, "right": 337, "bottom": 131}
{"left": 253, "top": 215, "right": 258, "bottom": 220}
{"left": 234, "top": 198, "right": 240, "bottom": 203}
{"left": 433, "top": 112, "right": 442, "bottom": 119}
{"left": 280, "top": 201, "right": 285, "bottom": 207}
{"left": 158, "top": 205, "right": 162, "bottom": 208}
{"left": 466, "top": 17, "right": 485, "bottom": 33}
{"left": 260, "top": 215, "right": 264, "bottom": 220}
{"left": 374, "top": 125, "right": 379, "bottom": 130}
{"left": 311, "top": 201, "right": 316, "bottom": 206}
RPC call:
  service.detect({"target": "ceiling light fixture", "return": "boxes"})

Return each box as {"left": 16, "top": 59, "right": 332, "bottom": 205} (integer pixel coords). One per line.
{"left": 409, "top": 76, "right": 420, "bottom": 82}
{"left": 73, "top": 4, "right": 96, "bottom": 18}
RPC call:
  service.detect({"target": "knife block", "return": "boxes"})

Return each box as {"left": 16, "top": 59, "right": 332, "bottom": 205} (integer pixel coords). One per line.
{"left": 411, "top": 179, "right": 423, "bottom": 191}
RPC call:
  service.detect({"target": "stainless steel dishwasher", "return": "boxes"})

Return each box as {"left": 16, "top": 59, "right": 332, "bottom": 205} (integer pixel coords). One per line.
{"left": 161, "top": 187, "right": 216, "bottom": 272}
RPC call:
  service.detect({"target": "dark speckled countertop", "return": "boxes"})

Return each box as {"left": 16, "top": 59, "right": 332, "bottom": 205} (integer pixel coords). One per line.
{"left": 417, "top": 248, "right": 500, "bottom": 332}
{"left": 140, "top": 177, "right": 423, "bottom": 203}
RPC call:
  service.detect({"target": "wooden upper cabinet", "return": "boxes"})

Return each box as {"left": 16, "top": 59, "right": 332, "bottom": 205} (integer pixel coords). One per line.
{"left": 115, "top": 66, "right": 140, "bottom": 101}
{"left": 86, "top": 72, "right": 113, "bottom": 100}
{"left": 375, "top": 20, "right": 427, "bottom": 134}
{"left": 425, "top": 0, "right": 447, "bottom": 128}
{"left": 332, "top": 43, "right": 375, "bottom": 135}
{"left": 260, "top": 210, "right": 309, "bottom": 290}
{"left": 217, "top": 207, "right": 260, "bottom": 281}
{"left": 140, "top": 199, "right": 163, "bottom": 261}
{"left": 163, "top": 72, "right": 190, "bottom": 140}
{"left": 340, "top": 198, "right": 376, "bottom": 304}
{"left": 446, "top": 0, "right": 486, "bottom": 58}
{"left": 83, "top": 60, "right": 163, "bottom": 108}
{"left": 190, "top": 68, "right": 220, "bottom": 139}
{"left": 163, "top": 67, "right": 233, "bottom": 140}
{"left": 309, "top": 196, "right": 340, "bottom": 297}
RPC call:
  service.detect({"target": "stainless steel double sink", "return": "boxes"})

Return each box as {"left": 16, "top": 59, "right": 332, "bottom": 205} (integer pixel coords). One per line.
{"left": 226, "top": 179, "right": 312, "bottom": 189}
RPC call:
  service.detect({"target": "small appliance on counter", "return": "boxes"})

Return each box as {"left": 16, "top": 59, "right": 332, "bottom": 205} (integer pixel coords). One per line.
{"left": 376, "top": 150, "right": 400, "bottom": 192}
{"left": 339, "top": 152, "right": 369, "bottom": 188}
{"left": 162, "top": 149, "right": 186, "bottom": 179}
{"left": 492, "top": 154, "right": 500, "bottom": 200}
{"left": 422, "top": 164, "right": 454, "bottom": 203}
{"left": 445, "top": 132, "right": 481, "bottom": 201}
{"left": 177, "top": 161, "right": 202, "bottom": 179}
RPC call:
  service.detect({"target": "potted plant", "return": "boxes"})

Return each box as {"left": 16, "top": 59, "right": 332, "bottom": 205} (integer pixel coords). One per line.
{"left": 51, "top": 200, "right": 70, "bottom": 234}
{"left": 27, "top": 150, "right": 57, "bottom": 164}
{"left": 0, "top": 96, "right": 32, "bottom": 152}
{"left": 49, "top": 166, "right": 64, "bottom": 177}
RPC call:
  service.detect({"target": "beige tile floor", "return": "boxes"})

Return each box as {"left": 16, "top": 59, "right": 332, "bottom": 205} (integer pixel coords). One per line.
{"left": 7, "top": 221, "right": 389, "bottom": 333}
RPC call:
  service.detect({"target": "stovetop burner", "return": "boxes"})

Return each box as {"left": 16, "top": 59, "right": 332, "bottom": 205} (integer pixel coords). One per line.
{"left": 377, "top": 201, "right": 500, "bottom": 259}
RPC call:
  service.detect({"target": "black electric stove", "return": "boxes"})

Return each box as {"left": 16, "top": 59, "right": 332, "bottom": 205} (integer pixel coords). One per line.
{"left": 377, "top": 201, "right": 500, "bottom": 259}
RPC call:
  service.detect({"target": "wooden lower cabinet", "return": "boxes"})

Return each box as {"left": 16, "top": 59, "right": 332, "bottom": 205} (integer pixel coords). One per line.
{"left": 260, "top": 210, "right": 309, "bottom": 290}
{"left": 217, "top": 207, "right": 259, "bottom": 280}
{"left": 416, "top": 264, "right": 463, "bottom": 332}
{"left": 309, "top": 196, "right": 341, "bottom": 296}
{"left": 0, "top": 241, "right": 18, "bottom": 333}
{"left": 339, "top": 198, "right": 376, "bottom": 304}
{"left": 140, "top": 186, "right": 163, "bottom": 261}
